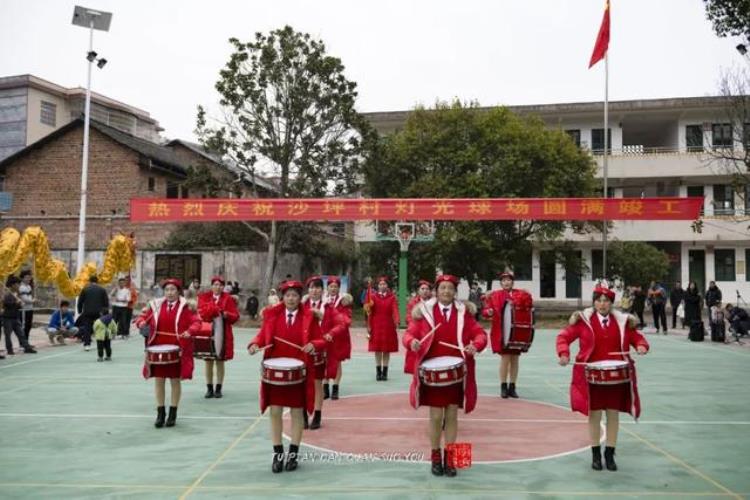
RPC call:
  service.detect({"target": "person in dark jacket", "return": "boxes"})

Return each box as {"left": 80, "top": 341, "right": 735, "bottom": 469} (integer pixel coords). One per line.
{"left": 647, "top": 281, "right": 668, "bottom": 334}
{"left": 669, "top": 282, "right": 685, "bottom": 329}
{"left": 705, "top": 282, "right": 722, "bottom": 318}
{"left": 245, "top": 290, "right": 259, "bottom": 320}
{"left": 2, "top": 276, "right": 36, "bottom": 355}
{"left": 725, "top": 304, "right": 750, "bottom": 338}
{"left": 629, "top": 285, "right": 646, "bottom": 328}
{"left": 77, "top": 275, "right": 110, "bottom": 351}
{"left": 684, "top": 281, "right": 702, "bottom": 325}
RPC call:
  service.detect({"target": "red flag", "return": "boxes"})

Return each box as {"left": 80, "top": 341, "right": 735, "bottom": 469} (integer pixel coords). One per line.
{"left": 588, "top": 0, "right": 610, "bottom": 68}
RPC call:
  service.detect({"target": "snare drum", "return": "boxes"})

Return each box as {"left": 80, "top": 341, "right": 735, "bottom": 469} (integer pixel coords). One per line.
{"left": 585, "top": 360, "right": 631, "bottom": 385}
{"left": 145, "top": 344, "right": 181, "bottom": 365}
{"left": 419, "top": 356, "right": 465, "bottom": 387}
{"left": 261, "top": 357, "right": 307, "bottom": 385}
{"left": 501, "top": 291, "right": 535, "bottom": 352}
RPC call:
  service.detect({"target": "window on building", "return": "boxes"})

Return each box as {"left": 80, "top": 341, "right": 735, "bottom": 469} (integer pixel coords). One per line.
{"left": 591, "top": 128, "right": 612, "bottom": 154}
{"left": 714, "top": 249, "right": 735, "bottom": 281}
{"left": 512, "top": 249, "right": 533, "bottom": 281}
{"left": 155, "top": 254, "right": 202, "bottom": 287}
{"left": 746, "top": 249, "right": 750, "bottom": 282}
{"left": 712, "top": 123, "right": 733, "bottom": 149}
{"left": 40, "top": 101, "right": 56, "bottom": 127}
{"left": 592, "top": 250, "right": 603, "bottom": 280}
{"left": 687, "top": 185, "right": 705, "bottom": 215}
{"left": 180, "top": 186, "right": 189, "bottom": 199}
{"left": 622, "top": 185, "right": 645, "bottom": 198}
{"left": 713, "top": 184, "right": 735, "bottom": 215}
{"left": 147, "top": 177, "right": 155, "bottom": 192}
{"left": 565, "top": 129, "right": 581, "bottom": 147}
{"left": 686, "top": 125, "right": 703, "bottom": 152}
{"left": 166, "top": 180, "right": 179, "bottom": 199}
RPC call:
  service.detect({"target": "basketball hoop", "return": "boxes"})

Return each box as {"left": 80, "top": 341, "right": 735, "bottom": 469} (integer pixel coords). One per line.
{"left": 395, "top": 222, "right": 415, "bottom": 252}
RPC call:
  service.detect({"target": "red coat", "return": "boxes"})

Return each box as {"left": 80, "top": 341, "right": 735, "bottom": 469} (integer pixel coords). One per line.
{"left": 302, "top": 295, "right": 349, "bottom": 379}
{"left": 324, "top": 293, "right": 353, "bottom": 375}
{"left": 403, "top": 299, "right": 488, "bottom": 413}
{"left": 249, "top": 304, "right": 326, "bottom": 415}
{"left": 138, "top": 297, "right": 202, "bottom": 380}
{"left": 368, "top": 291, "right": 400, "bottom": 352}
{"left": 197, "top": 291, "right": 240, "bottom": 361}
{"left": 482, "top": 288, "right": 532, "bottom": 354}
{"left": 556, "top": 308, "right": 650, "bottom": 418}
{"left": 404, "top": 296, "right": 425, "bottom": 374}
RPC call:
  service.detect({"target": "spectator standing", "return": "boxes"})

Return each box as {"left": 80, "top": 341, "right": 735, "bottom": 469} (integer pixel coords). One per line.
{"left": 468, "top": 282, "right": 483, "bottom": 320}
{"left": 705, "top": 281, "right": 722, "bottom": 316}
{"left": 647, "top": 281, "right": 668, "bottom": 334}
{"left": 110, "top": 278, "right": 132, "bottom": 339}
{"left": 669, "top": 282, "right": 685, "bottom": 329}
{"left": 630, "top": 285, "right": 646, "bottom": 328}
{"left": 125, "top": 277, "right": 138, "bottom": 337}
{"left": 2, "top": 276, "right": 36, "bottom": 354}
{"left": 77, "top": 275, "right": 109, "bottom": 351}
{"left": 684, "top": 281, "right": 702, "bottom": 325}
{"left": 18, "top": 270, "right": 35, "bottom": 343}
{"left": 245, "top": 290, "right": 259, "bottom": 319}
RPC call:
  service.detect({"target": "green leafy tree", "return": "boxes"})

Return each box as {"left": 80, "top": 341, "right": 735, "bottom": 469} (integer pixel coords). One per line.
{"left": 362, "top": 101, "right": 600, "bottom": 282}
{"left": 606, "top": 241, "right": 670, "bottom": 288}
{"left": 196, "top": 26, "right": 372, "bottom": 299}
{"left": 703, "top": 0, "right": 750, "bottom": 38}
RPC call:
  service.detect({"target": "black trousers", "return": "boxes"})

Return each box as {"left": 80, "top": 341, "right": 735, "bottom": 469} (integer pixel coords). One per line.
{"left": 671, "top": 305, "right": 683, "bottom": 329}
{"left": 112, "top": 306, "right": 129, "bottom": 337}
{"left": 21, "top": 310, "right": 33, "bottom": 341}
{"left": 2, "top": 317, "right": 32, "bottom": 352}
{"left": 653, "top": 304, "right": 667, "bottom": 331}
{"left": 78, "top": 314, "right": 98, "bottom": 346}
{"left": 96, "top": 339, "right": 112, "bottom": 358}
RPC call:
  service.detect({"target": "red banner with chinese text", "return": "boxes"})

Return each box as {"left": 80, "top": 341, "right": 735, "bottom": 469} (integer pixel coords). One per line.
{"left": 130, "top": 197, "right": 703, "bottom": 222}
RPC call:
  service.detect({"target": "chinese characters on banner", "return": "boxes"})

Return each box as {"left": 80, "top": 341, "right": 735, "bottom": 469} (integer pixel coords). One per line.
{"left": 130, "top": 198, "right": 703, "bottom": 222}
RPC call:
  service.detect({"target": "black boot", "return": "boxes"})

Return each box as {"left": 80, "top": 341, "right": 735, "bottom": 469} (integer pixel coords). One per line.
{"left": 508, "top": 383, "right": 519, "bottom": 399}
{"left": 154, "top": 406, "right": 166, "bottom": 428}
{"left": 272, "top": 445, "right": 284, "bottom": 473}
{"left": 310, "top": 410, "right": 322, "bottom": 430}
{"left": 303, "top": 411, "right": 309, "bottom": 429}
{"left": 604, "top": 446, "right": 617, "bottom": 471}
{"left": 430, "top": 448, "right": 444, "bottom": 476}
{"left": 443, "top": 448, "right": 457, "bottom": 477}
{"left": 591, "top": 445, "right": 603, "bottom": 471}
{"left": 166, "top": 406, "right": 177, "bottom": 427}
{"left": 382, "top": 366, "right": 389, "bottom": 381}
{"left": 285, "top": 444, "right": 299, "bottom": 471}
{"left": 205, "top": 384, "right": 214, "bottom": 399}
{"left": 323, "top": 383, "right": 330, "bottom": 399}
{"left": 214, "top": 384, "right": 223, "bottom": 399}
{"left": 331, "top": 384, "right": 339, "bottom": 400}
{"left": 376, "top": 366, "right": 383, "bottom": 381}
{"left": 501, "top": 383, "right": 509, "bottom": 399}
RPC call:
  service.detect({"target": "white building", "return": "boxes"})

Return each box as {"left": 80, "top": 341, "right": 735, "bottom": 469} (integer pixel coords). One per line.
{"left": 362, "top": 97, "right": 750, "bottom": 304}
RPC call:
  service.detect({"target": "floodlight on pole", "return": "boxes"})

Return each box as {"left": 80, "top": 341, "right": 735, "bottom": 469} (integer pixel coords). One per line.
{"left": 71, "top": 6, "right": 112, "bottom": 275}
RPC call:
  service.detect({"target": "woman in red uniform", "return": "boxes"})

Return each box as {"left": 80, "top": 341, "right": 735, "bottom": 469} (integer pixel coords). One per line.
{"left": 323, "top": 276, "right": 353, "bottom": 400}
{"left": 135, "top": 279, "right": 201, "bottom": 428}
{"left": 248, "top": 280, "right": 325, "bottom": 473}
{"left": 367, "top": 276, "right": 399, "bottom": 381}
{"left": 556, "top": 285, "right": 649, "bottom": 471}
{"left": 404, "top": 279, "right": 432, "bottom": 374}
{"left": 197, "top": 276, "right": 240, "bottom": 399}
{"left": 482, "top": 271, "right": 533, "bottom": 398}
{"left": 404, "top": 274, "right": 487, "bottom": 477}
{"left": 301, "top": 276, "right": 330, "bottom": 430}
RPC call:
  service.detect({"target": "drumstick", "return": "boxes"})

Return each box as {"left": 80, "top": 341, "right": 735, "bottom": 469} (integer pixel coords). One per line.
{"left": 258, "top": 344, "right": 273, "bottom": 352}
{"left": 421, "top": 323, "right": 442, "bottom": 343}
{"left": 275, "top": 336, "right": 304, "bottom": 350}
{"left": 608, "top": 351, "right": 634, "bottom": 355}
{"left": 154, "top": 331, "right": 211, "bottom": 340}
{"left": 438, "top": 340, "right": 465, "bottom": 352}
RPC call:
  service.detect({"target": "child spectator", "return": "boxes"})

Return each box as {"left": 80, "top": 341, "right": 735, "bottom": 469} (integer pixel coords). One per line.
{"left": 93, "top": 308, "right": 117, "bottom": 362}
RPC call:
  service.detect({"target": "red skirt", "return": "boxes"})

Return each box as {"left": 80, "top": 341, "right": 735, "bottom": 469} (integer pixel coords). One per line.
{"left": 150, "top": 362, "right": 181, "bottom": 379}
{"left": 589, "top": 383, "right": 631, "bottom": 413}
{"left": 497, "top": 345, "right": 523, "bottom": 355}
{"left": 420, "top": 382, "right": 463, "bottom": 408}
{"left": 314, "top": 362, "right": 326, "bottom": 380}
{"left": 265, "top": 381, "right": 305, "bottom": 408}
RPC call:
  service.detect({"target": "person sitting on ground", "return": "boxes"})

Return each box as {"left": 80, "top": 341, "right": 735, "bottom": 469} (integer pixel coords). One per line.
{"left": 93, "top": 308, "right": 117, "bottom": 362}
{"left": 725, "top": 304, "right": 750, "bottom": 338}
{"left": 47, "top": 300, "right": 78, "bottom": 344}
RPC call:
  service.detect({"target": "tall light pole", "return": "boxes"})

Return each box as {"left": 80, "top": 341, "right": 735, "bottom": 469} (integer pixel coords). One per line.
{"left": 71, "top": 6, "right": 112, "bottom": 274}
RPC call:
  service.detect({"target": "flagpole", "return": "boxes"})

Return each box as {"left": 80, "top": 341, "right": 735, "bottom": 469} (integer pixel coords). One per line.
{"left": 602, "top": 52, "right": 609, "bottom": 279}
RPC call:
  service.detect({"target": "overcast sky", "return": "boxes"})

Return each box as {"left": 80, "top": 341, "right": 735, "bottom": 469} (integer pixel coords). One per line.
{"left": 1, "top": 0, "right": 745, "bottom": 141}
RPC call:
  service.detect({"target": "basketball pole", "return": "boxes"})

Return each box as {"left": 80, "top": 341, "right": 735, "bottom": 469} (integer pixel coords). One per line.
{"left": 398, "top": 247, "right": 408, "bottom": 329}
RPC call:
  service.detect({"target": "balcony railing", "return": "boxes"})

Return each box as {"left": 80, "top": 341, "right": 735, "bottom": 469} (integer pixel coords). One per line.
{"left": 590, "top": 145, "right": 744, "bottom": 156}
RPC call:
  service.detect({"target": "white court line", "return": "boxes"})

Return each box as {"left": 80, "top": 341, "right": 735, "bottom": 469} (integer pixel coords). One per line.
{"left": 0, "top": 348, "right": 79, "bottom": 370}
{"left": 0, "top": 412, "right": 747, "bottom": 426}
{"left": 656, "top": 335, "right": 750, "bottom": 358}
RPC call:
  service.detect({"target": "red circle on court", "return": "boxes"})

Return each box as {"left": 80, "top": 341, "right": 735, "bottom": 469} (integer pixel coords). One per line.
{"left": 285, "top": 393, "right": 590, "bottom": 463}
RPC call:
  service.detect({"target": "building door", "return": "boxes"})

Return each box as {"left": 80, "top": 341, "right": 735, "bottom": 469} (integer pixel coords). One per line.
{"left": 540, "top": 251, "right": 556, "bottom": 298}
{"left": 565, "top": 251, "right": 583, "bottom": 299}
{"left": 688, "top": 250, "right": 705, "bottom": 295}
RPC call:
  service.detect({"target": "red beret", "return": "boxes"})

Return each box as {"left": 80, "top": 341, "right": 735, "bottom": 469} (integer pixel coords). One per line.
{"left": 210, "top": 276, "right": 225, "bottom": 285}
{"left": 305, "top": 275, "right": 323, "bottom": 287}
{"left": 376, "top": 276, "right": 390, "bottom": 285}
{"left": 418, "top": 279, "right": 432, "bottom": 288}
{"left": 327, "top": 276, "right": 341, "bottom": 286}
{"left": 593, "top": 285, "right": 616, "bottom": 302}
{"left": 279, "top": 280, "right": 304, "bottom": 294}
{"left": 162, "top": 278, "right": 183, "bottom": 290}
{"left": 499, "top": 271, "right": 515, "bottom": 281}
{"left": 435, "top": 274, "right": 459, "bottom": 287}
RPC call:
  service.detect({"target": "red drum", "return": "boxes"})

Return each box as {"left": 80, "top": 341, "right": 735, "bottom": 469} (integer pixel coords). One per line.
{"left": 312, "top": 350, "right": 327, "bottom": 366}
{"left": 193, "top": 316, "right": 225, "bottom": 360}
{"left": 501, "top": 290, "right": 535, "bottom": 352}
{"left": 585, "top": 360, "right": 631, "bottom": 385}
{"left": 261, "top": 357, "right": 306, "bottom": 386}
{"left": 145, "top": 344, "right": 181, "bottom": 365}
{"left": 419, "top": 356, "right": 465, "bottom": 387}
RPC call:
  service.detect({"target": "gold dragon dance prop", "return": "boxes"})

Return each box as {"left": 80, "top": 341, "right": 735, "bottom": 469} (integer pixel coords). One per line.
{"left": 0, "top": 227, "right": 136, "bottom": 297}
